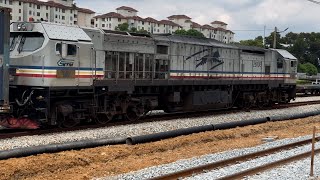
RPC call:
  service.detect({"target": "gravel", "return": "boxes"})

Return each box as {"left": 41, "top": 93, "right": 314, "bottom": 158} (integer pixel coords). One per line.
{"left": 293, "top": 96, "right": 320, "bottom": 103}
{"left": 0, "top": 98, "right": 319, "bottom": 152}
{"left": 103, "top": 135, "right": 320, "bottom": 180}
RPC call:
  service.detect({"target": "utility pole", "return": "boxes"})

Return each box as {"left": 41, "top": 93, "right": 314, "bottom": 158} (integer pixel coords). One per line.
{"left": 0, "top": 8, "right": 10, "bottom": 113}
{"left": 263, "top": 25, "right": 266, "bottom": 47}
{"left": 273, "top": 27, "right": 277, "bottom": 49}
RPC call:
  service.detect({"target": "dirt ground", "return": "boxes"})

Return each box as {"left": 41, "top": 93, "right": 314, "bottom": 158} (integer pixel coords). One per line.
{"left": 1, "top": 116, "right": 320, "bottom": 180}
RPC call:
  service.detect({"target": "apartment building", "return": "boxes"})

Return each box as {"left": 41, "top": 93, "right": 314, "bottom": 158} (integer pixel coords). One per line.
{"left": 0, "top": 0, "right": 94, "bottom": 27}
{"left": 94, "top": 6, "right": 234, "bottom": 43}
{"left": 94, "top": 6, "right": 182, "bottom": 35}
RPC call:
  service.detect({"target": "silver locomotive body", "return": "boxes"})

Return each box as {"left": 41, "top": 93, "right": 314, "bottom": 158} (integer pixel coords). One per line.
{"left": 7, "top": 22, "right": 297, "bottom": 128}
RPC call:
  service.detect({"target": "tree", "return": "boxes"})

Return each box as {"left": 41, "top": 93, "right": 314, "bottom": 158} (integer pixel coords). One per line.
{"left": 239, "top": 36, "right": 264, "bottom": 47}
{"left": 186, "top": 29, "right": 205, "bottom": 38}
{"left": 265, "top": 32, "right": 282, "bottom": 49}
{"left": 174, "top": 29, "right": 188, "bottom": 36}
{"left": 174, "top": 29, "right": 205, "bottom": 38}
{"left": 130, "top": 27, "right": 137, "bottom": 33}
{"left": 137, "top": 29, "right": 149, "bottom": 34}
{"left": 115, "top": 23, "right": 129, "bottom": 31}
{"left": 298, "top": 63, "right": 318, "bottom": 76}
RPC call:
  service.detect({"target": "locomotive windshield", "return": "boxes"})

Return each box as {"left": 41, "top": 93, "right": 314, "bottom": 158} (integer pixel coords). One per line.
{"left": 10, "top": 32, "right": 44, "bottom": 53}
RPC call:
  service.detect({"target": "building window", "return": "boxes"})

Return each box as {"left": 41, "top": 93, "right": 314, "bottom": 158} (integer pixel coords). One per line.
{"left": 29, "top": 11, "right": 32, "bottom": 15}
{"left": 55, "top": 7, "right": 58, "bottom": 11}
{"left": 70, "top": 10, "right": 73, "bottom": 13}
{"left": 70, "top": 16, "right": 73, "bottom": 21}
{"left": 37, "top": 5, "right": 40, "bottom": 9}
{"left": 19, "top": 9, "right": 21, "bottom": 13}
{"left": 37, "top": 12, "right": 40, "bottom": 16}
{"left": 118, "top": 18, "right": 121, "bottom": 22}
{"left": 109, "top": 24, "right": 111, "bottom": 28}
{"left": 55, "top": 14, "right": 58, "bottom": 18}
{"left": 19, "top": 2, "right": 21, "bottom": 5}
{"left": 96, "top": 24, "right": 97, "bottom": 27}
{"left": 102, "top": 24, "right": 105, "bottom": 27}
{"left": 62, "top": 9, "right": 65, "bottom": 13}
{"left": 46, "top": 13, "right": 48, "bottom": 18}
{"left": 18, "top": 16, "right": 21, "bottom": 21}
{"left": 29, "top": 3, "right": 32, "bottom": 7}
{"left": 62, "top": 16, "right": 65, "bottom": 20}
{"left": 9, "top": 1, "right": 12, "bottom": 5}
{"left": 102, "top": 18, "right": 105, "bottom": 21}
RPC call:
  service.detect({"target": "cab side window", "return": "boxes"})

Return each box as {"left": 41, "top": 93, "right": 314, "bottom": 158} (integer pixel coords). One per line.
{"left": 56, "top": 43, "right": 62, "bottom": 55}
{"left": 67, "top": 44, "right": 77, "bottom": 56}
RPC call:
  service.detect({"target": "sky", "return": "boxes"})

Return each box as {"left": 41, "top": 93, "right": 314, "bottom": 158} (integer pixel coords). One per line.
{"left": 74, "top": 0, "right": 320, "bottom": 42}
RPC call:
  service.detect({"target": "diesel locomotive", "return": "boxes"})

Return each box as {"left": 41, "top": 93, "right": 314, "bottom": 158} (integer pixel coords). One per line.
{"left": 0, "top": 21, "right": 297, "bottom": 129}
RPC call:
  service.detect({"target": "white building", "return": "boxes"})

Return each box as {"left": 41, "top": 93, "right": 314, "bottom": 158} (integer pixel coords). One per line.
{"left": 95, "top": 7, "right": 235, "bottom": 43}
{"left": 0, "top": 0, "right": 95, "bottom": 27}
{"left": 94, "top": 6, "right": 182, "bottom": 35}
{"left": 167, "top": 15, "right": 192, "bottom": 31}
{"left": 168, "top": 15, "right": 235, "bottom": 43}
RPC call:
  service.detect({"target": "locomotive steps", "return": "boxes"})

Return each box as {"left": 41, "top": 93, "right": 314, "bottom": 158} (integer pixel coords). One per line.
{"left": 1, "top": 108, "right": 320, "bottom": 160}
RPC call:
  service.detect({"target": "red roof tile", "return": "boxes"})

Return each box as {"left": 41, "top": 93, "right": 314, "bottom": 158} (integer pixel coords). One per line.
{"left": 94, "top": 12, "right": 125, "bottom": 19}
{"left": 215, "top": 27, "right": 227, "bottom": 32}
{"left": 191, "top": 21, "right": 202, "bottom": 28}
{"left": 77, "top": 7, "right": 95, "bottom": 14}
{"left": 116, "top": 6, "right": 138, "bottom": 12}
{"left": 159, "top": 20, "right": 181, "bottom": 27}
{"left": 211, "top": 20, "right": 228, "bottom": 25}
{"left": 167, "top": 15, "right": 191, "bottom": 20}
{"left": 17, "top": 0, "right": 94, "bottom": 14}
{"left": 144, "top": 17, "right": 158, "bottom": 23}
{"left": 202, "top": 24, "right": 214, "bottom": 30}
{"left": 127, "top": 16, "right": 144, "bottom": 21}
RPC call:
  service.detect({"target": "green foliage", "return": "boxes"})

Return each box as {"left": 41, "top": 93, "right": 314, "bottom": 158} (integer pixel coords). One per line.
{"left": 239, "top": 36, "right": 264, "bottom": 47}
{"left": 174, "top": 29, "right": 205, "bottom": 38}
{"left": 130, "top": 27, "right": 137, "bottom": 33}
{"left": 241, "top": 31, "right": 320, "bottom": 71}
{"left": 137, "top": 29, "right": 149, "bottom": 34}
{"left": 115, "top": 23, "right": 129, "bottom": 31}
{"left": 115, "top": 23, "right": 148, "bottom": 34}
{"left": 298, "top": 63, "right": 318, "bottom": 76}
{"left": 265, "top": 32, "right": 283, "bottom": 49}
{"left": 296, "top": 79, "right": 312, "bottom": 85}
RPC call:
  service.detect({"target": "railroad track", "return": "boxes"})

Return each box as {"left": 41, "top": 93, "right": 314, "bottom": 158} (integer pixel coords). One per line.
{"left": 1, "top": 100, "right": 320, "bottom": 140}
{"left": 151, "top": 137, "right": 320, "bottom": 180}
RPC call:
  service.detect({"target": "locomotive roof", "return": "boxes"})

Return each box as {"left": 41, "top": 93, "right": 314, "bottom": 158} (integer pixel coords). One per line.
{"left": 273, "top": 49, "right": 297, "bottom": 60}
{"left": 41, "top": 22, "right": 92, "bottom": 42}
{"left": 234, "top": 44, "right": 267, "bottom": 52}
{"left": 152, "top": 34, "right": 235, "bottom": 48}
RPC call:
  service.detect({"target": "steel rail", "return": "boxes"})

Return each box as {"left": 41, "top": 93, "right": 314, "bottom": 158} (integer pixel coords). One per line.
{"left": 1, "top": 100, "right": 320, "bottom": 140}
{"left": 150, "top": 137, "right": 320, "bottom": 180}
{"left": 218, "top": 148, "right": 320, "bottom": 180}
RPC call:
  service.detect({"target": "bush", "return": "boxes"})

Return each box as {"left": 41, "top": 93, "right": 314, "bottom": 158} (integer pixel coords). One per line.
{"left": 298, "top": 63, "right": 318, "bottom": 76}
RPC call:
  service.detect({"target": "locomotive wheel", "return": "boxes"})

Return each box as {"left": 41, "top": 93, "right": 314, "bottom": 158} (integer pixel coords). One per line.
{"left": 125, "top": 106, "right": 142, "bottom": 121}
{"left": 59, "top": 115, "right": 79, "bottom": 128}
{"left": 95, "top": 113, "right": 113, "bottom": 125}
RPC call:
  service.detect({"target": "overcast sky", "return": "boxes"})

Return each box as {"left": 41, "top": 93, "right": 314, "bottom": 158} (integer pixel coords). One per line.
{"left": 75, "top": 0, "right": 320, "bottom": 41}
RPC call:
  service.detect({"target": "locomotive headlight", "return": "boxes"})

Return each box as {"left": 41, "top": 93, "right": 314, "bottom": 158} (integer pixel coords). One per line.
{"left": 17, "top": 23, "right": 27, "bottom": 31}
{"left": 17, "top": 23, "right": 22, "bottom": 31}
